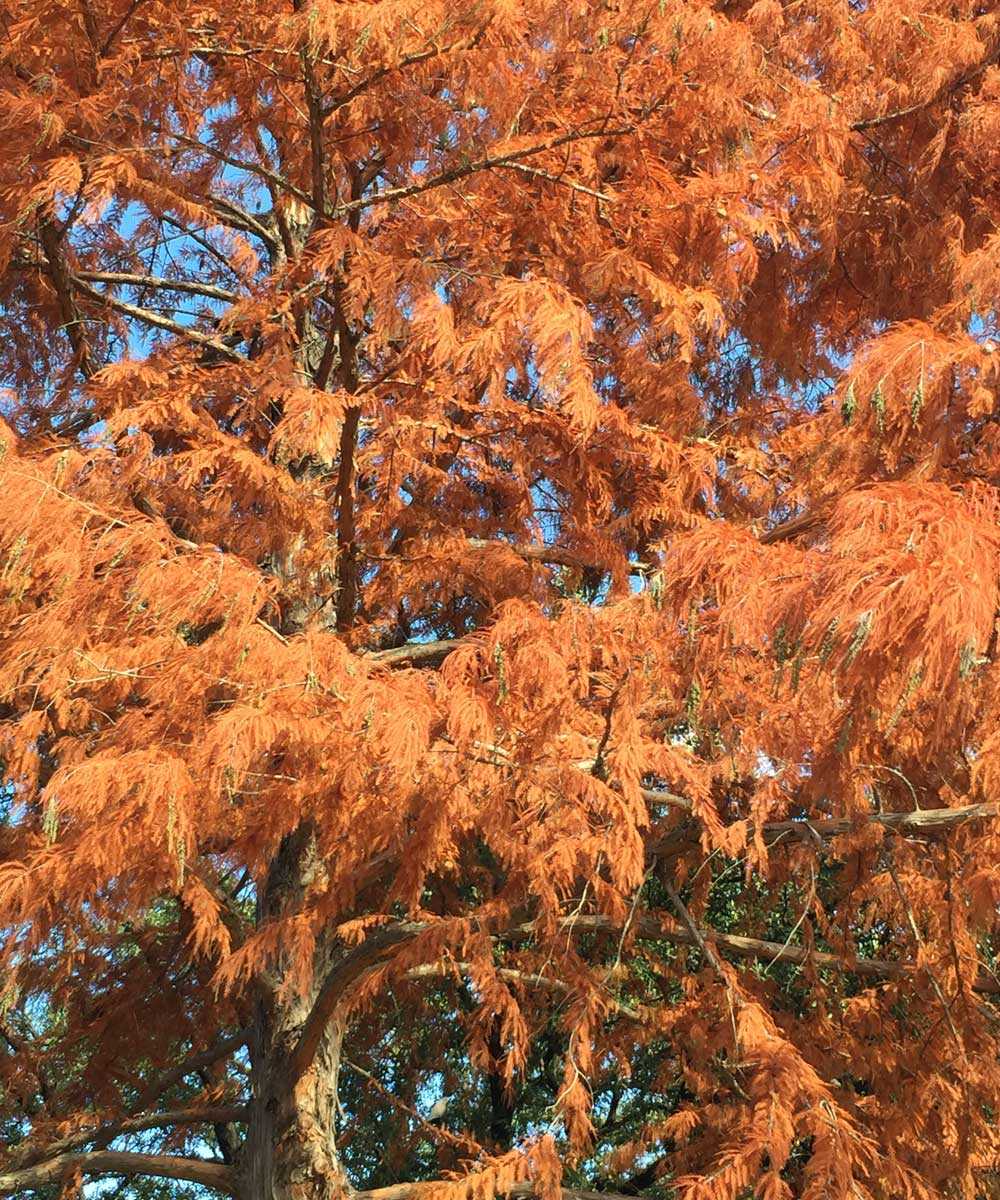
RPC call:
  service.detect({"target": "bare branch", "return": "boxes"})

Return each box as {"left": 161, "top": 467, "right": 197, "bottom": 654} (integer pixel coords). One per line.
{"left": 70, "top": 276, "right": 244, "bottom": 360}
{"left": 0, "top": 1151, "right": 234, "bottom": 1196}
{"left": 368, "top": 639, "right": 465, "bottom": 667}
{"left": 74, "top": 270, "right": 238, "bottom": 303}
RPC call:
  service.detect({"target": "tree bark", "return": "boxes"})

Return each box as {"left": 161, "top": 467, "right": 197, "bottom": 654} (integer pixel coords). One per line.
{"left": 237, "top": 820, "right": 350, "bottom": 1200}
{"left": 243, "top": 1000, "right": 345, "bottom": 1200}
{"left": 240, "top": 824, "right": 347, "bottom": 1200}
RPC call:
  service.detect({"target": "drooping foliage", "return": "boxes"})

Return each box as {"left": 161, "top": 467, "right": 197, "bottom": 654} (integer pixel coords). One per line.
{"left": 2, "top": 2, "right": 1000, "bottom": 1198}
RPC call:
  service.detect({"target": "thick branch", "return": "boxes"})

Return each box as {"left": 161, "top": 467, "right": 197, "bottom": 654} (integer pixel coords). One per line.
{"left": 38, "top": 215, "right": 96, "bottom": 379}
{"left": 287, "top": 922, "right": 424, "bottom": 1084}
{"left": 0, "top": 1151, "right": 234, "bottom": 1196}
{"left": 368, "top": 639, "right": 465, "bottom": 667}
{"left": 14, "top": 1107, "right": 247, "bottom": 1168}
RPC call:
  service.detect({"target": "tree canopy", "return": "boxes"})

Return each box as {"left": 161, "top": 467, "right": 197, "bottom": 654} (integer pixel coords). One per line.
{"left": 3, "top": 1, "right": 1000, "bottom": 1198}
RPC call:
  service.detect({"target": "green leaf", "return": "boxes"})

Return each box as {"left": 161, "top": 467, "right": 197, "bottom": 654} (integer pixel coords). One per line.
{"left": 842, "top": 381, "right": 857, "bottom": 426}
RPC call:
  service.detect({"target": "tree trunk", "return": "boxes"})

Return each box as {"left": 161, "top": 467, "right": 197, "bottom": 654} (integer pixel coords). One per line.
{"left": 239, "top": 824, "right": 346, "bottom": 1200}
{"left": 241, "top": 999, "right": 345, "bottom": 1200}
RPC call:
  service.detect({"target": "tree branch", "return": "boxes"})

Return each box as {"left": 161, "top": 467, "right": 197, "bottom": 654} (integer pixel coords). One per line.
{"left": 12, "top": 1107, "right": 247, "bottom": 1168}
{"left": 368, "top": 639, "right": 465, "bottom": 666}
{"left": 0, "top": 1151, "right": 235, "bottom": 1196}
{"left": 757, "top": 508, "right": 825, "bottom": 545}
{"left": 292, "top": 888, "right": 1000, "bottom": 1081}
{"left": 133, "top": 1029, "right": 250, "bottom": 1111}
{"left": 403, "top": 961, "right": 642, "bottom": 1019}
{"left": 465, "top": 537, "right": 650, "bottom": 576}
{"left": 499, "top": 161, "right": 614, "bottom": 201}
{"left": 70, "top": 276, "right": 245, "bottom": 360}
{"left": 287, "top": 923, "right": 425, "bottom": 1084}
{"left": 167, "top": 132, "right": 312, "bottom": 210}
{"left": 74, "top": 270, "right": 238, "bottom": 303}
{"left": 99, "top": 0, "right": 146, "bottom": 56}
{"left": 654, "top": 920, "right": 1000, "bottom": 994}
{"left": 759, "top": 802, "right": 999, "bottom": 842}
{"left": 294, "top": 0, "right": 328, "bottom": 216}
{"left": 202, "top": 193, "right": 282, "bottom": 253}
{"left": 851, "top": 40, "right": 1000, "bottom": 131}
{"left": 321, "top": 32, "right": 486, "bottom": 121}
{"left": 334, "top": 122, "right": 636, "bottom": 221}
{"left": 38, "top": 214, "right": 97, "bottom": 379}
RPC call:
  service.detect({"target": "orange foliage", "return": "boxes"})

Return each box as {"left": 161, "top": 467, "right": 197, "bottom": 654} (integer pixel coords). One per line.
{"left": 2, "top": 1, "right": 1000, "bottom": 1199}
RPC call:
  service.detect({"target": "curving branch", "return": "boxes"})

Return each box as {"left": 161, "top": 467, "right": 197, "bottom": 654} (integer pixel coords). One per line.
{"left": 11, "top": 1107, "right": 248, "bottom": 1169}
{"left": 0, "top": 1150, "right": 234, "bottom": 1196}
{"left": 287, "top": 922, "right": 426, "bottom": 1085}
